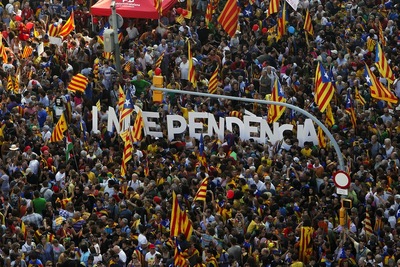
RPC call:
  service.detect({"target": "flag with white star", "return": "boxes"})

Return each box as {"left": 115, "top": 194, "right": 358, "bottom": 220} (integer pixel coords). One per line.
{"left": 120, "top": 92, "right": 134, "bottom": 127}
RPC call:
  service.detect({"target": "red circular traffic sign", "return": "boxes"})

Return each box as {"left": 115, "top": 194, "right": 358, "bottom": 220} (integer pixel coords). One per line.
{"left": 333, "top": 171, "right": 351, "bottom": 189}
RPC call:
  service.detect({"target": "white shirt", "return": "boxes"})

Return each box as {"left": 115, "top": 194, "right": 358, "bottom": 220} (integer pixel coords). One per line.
{"left": 41, "top": 131, "right": 52, "bottom": 142}
{"left": 118, "top": 250, "right": 127, "bottom": 264}
{"left": 55, "top": 171, "right": 66, "bottom": 188}
{"left": 126, "top": 26, "right": 139, "bottom": 39}
{"left": 145, "top": 251, "right": 161, "bottom": 264}
{"left": 28, "top": 159, "right": 40, "bottom": 175}
{"left": 138, "top": 233, "right": 148, "bottom": 247}
{"left": 179, "top": 61, "right": 189, "bottom": 80}
{"left": 144, "top": 52, "right": 154, "bottom": 66}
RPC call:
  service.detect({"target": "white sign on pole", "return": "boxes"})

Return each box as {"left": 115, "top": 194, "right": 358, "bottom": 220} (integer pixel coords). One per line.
{"left": 336, "top": 188, "right": 348, "bottom": 195}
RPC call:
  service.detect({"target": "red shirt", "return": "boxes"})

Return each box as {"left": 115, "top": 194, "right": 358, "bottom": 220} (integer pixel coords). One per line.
{"left": 22, "top": 8, "right": 34, "bottom": 20}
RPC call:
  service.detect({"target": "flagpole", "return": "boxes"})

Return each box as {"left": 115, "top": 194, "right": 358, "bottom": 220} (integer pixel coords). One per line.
{"left": 305, "top": 32, "right": 309, "bottom": 47}
{"left": 67, "top": 133, "right": 80, "bottom": 172}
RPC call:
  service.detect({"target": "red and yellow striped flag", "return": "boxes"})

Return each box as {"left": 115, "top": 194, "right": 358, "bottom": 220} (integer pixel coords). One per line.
{"left": 317, "top": 126, "right": 326, "bottom": 148}
{"left": 14, "top": 68, "right": 20, "bottom": 94}
{"left": 366, "top": 37, "right": 376, "bottom": 52}
{"left": 314, "top": 62, "right": 335, "bottom": 112}
{"left": 355, "top": 88, "right": 366, "bottom": 106}
{"left": 120, "top": 130, "right": 133, "bottom": 177}
{"left": 374, "top": 217, "right": 383, "bottom": 234}
{"left": 22, "top": 46, "right": 33, "bottom": 59}
{"left": 205, "top": 3, "right": 213, "bottom": 27}
{"left": 132, "top": 110, "right": 144, "bottom": 142}
{"left": 208, "top": 65, "right": 219, "bottom": 94}
{"left": 118, "top": 32, "right": 124, "bottom": 44}
{"left": 170, "top": 191, "right": 193, "bottom": 240}
{"left": 59, "top": 11, "right": 75, "bottom": 38}
{"left": 303, "top": 9, "right": 314, "bottom": 36}
{"left": 118, "top": 85, "right": 126, "bottom": 114}
{"left": 325, "top": 103, "right": 335, "bottom": 127}
{"left": 193, "top": 177, "right": 208, "bottom": 202}
{"left": 267, "top": 0, "right": 279, "bottom": 17}
{"left": 67, "top": 74, "right": 88, "bottom": 93}
{"left": 174, "top": 247, "right": 188, "bottom": 267}
{"left": 217, "top": 0, "right": 240, "bottom": 37}
{"left": 364, "top": 209, "right": 373, "bottom": 238}
{"left": 124, "top": 61, "right": 131, "bottom": 72}
{"left": 154, "top": 0, "right": 162, "bottom": 16}
{"left": 48, "top": 23, "right": 61, "bottom": 37}
{"left": 364, "top": 64, "right": 397, "bottom": 103}
{"left": 176, "top": 15, "right": 185, "bottom": 25}
{"left": 378, "top": 21, "right": 386, "bottom": 46}
{"left": 299, "top": 226, "right": 314, "bottom": 263}
{"left": 375, "top": 42, "right": 394, "bottom": 82}
{"left": 155, "top": 52, "right": 164, "bottom": 69}
{"left": 50, "top": 113, "right": 68, "bottom": 142}
{"left": 267, "top": 79, "right": 286, "bottom": 124}
{"left": 188, "top": 41, "right": 196, "bottom": 87}
{"left": 277, "top": 1, "right": 287, "bottom": 40}
{"left": 0, "top": 41, "right": 7, "bottom": 63}
{"left": 7, "top": 74, "right": 13, "bottom": 92}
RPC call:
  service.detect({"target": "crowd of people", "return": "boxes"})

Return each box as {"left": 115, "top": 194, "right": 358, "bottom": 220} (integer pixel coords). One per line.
{"left": 0, "top": 0, "right": 399, "bottom": 266}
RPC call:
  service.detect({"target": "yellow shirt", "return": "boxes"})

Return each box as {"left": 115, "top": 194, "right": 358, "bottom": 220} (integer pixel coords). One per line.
{"left": 9, "top": 20, "right": 17, "bottom": 31}
{"left": 147, "top": 144, "right": 158, "bottom": 154}
{"left": 301, "top": 147, "right": 312, "bottom": 157}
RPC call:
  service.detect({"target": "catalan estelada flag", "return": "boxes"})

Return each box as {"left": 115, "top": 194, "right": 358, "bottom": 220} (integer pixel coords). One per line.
{"left": 67, "top": 74, "right": 88, "bottom": 93}
{"left": 267, "top": 0, "right": 279, "bottom": 17}
{"left": 50, "top": 113, "right": 68, "bottom": 142}
{"left": 267, "top": 78, "right": 286, "bottom": 123}
{"left": 208, "top": 65, "right": 219, "bottom": 94}
{"left": 48, "top": 23, "right": 61, "bottom": 37}
{"left": 364, "top": 63, "right": 397, "bottom": 103}
{"left": 299, "top": 226, "right": 314, "bottom": 263}
{"left": 174, "top": 244, "right": 188, "bottom": 267}
{"left": 217, "top": 0, "right": 240, "bottom": 37}
{"left": 345, "top": 90, "right": 357, "bottom": 129}
{"left": 277, "top": 0, "right": 287, "bottom": 40}
{"left": 59, "top": 11, "right": 75, "bottom": 38}
{"left": 375, "top": 43, "right": 394, "bottom": 82}
{"left": 120, "top": 92, "right": 134, "bottom": 129}
{"left": 303, "top": 9, "right": 314, "bottom": 36}
{"left": 314, "top": 62, "right": 335, "bottom": 112}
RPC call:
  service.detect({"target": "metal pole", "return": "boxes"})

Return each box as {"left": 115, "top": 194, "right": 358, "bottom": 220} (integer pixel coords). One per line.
{"left": 111, "top": 1, "right": 121, "bottom": 73}
{"left": 151, "top": 86, "right": 345, "bottom": 171}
